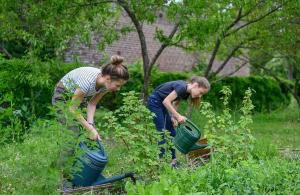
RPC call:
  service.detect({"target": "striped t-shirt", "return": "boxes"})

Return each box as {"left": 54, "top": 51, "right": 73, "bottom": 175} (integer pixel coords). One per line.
{"left": 60, "top": 67, "right": 106, "bottom": 97}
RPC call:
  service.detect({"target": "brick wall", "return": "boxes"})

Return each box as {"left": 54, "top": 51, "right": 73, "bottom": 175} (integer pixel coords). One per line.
{"left": 64, "top": 12, "right": 249, "bottom": 76}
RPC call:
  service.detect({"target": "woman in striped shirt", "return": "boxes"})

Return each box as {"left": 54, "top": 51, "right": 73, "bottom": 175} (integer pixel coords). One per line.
{"left": 52, "top": 55, "right": 129, "bottom": 141}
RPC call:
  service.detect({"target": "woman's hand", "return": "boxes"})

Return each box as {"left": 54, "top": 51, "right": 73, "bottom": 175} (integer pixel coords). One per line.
{"left": 175, "top": 114, "right": 186, "bottom": 124}
{"left": 89, "top": 128, "right": 102, "bottom": 141}
{"left": 171, "top": 116, "right": 179, "bottom": 128}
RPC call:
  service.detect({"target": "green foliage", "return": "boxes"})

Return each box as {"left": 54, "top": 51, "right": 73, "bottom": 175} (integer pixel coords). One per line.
{"left": 198, "top": 87, "right": 255, "bottom": 163}
{"left": 206, "top": 76, "right": 291, "bottom": 112}
{"left": 0, "top": 101, "right": 92, "bottom": 194}
{"left": 0, "top": 57, "right": 81, "bottom": 145}
{"left": 125, "top": 157, "right": 300, "bottom": 194}
{"left": 0, "top": 119, "right": 74, "bottom": 194}
{"left": 0, "top": 85, "right": 298, "bottom": 194}
{"left": 0, "top": 93, "right": 28, "bottom": 145}
{"left": 0, "top": 0, "right": 120, "bottom": 58}
{"left": 99, "top": 91, "right": 164, "bottom": 177}
{"left": 251, "top": 139, "right": 279, "bottom": 160}
{"left": 250, "top": 99, "right": 300, "bottom": 149}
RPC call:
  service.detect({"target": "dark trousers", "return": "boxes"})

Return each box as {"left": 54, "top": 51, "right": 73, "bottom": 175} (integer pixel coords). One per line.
{"left": 147, "top": 92, "right": 176, "bottom": 160}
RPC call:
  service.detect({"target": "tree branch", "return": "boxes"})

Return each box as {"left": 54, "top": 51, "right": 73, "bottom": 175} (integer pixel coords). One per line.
{"left": 213, "top": 61, "right": 248, "bottom": 83}
{"left": 205, "top": 1, "right": 264, "bottom": 77}
{"left": 149, "top": 23, "right": 179, "bottom": 70}
{"left": 228, "top": 61, "right": 248, "bottom": 76}
{"left": 205, "top": 38, "right": 221, "bottom": 77}
{"left": 209, "top": 43, "right": 243, "bottom": 78}
{"left": 0, "top": 46, "right": 13, "bottom": 59}
{"left": 257, "top": 64, "right": 295, "bottom": 91}
{"left": 173, "top": 43, "right": 193, "bottom": 50}
{"left": 224, "top": 7, "right": 243, "bottom": 33}
{"left": 67, "top": 0, "right": 116, "bottom": 9}
{"left": 117, "top": 0, "right": 151, "bottom": 101}
{"left": 240, "top": 0, "right": 264, "bottom": 18}
{"left": 225, "top": 4, "right": 283, "bottom": 37}
{"left": 223, "top": 0, "right": 264, "bottom": 37}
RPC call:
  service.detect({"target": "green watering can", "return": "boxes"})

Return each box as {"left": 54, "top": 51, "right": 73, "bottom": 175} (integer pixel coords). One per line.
{"left": 174, "top": 119, "right": 208, "bottom": 154}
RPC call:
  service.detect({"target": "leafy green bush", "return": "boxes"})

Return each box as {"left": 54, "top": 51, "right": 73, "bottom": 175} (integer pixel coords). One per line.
{"left": 150, "top": 68, "right": 188, "bottom": 89}
{"left": 125, "top": 87, "right": 298, "bottom": 195}
{"left": 0, "top": 119, "right": 72, "bottom": 194}
{"left": 125, "top": 157, "right": 300, "bottom": 194}
{"left": 206, "top": 76, "right": 291, "bottom": 112}
{"left": 0, "top": 103, "right": 92, "bottom": 194}
{"left": 0, "top": 57, "right": 80, "bottom": 119}
{"left": 198, "top": 87, "right": 255, "bottom": 163}
{"left": 0, "top": 57, "right": 81, "bottom": 144}
{"left": 99, "top": 91, "right": 168, "bottom": 178}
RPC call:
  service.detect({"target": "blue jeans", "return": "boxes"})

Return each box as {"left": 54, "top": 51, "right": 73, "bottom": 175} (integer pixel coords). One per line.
{"left": 147, "top": 92, "right": 176, "bottom": 160}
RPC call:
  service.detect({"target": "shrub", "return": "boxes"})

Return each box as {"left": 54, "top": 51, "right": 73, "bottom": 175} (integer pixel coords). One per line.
{"left": 125, "top": 158, "right": 300, "bottom": 194}
{"left": 0, "top": 57, "right": 81, "bottom": 144}
{"left": 0, "top": 119, "right": 72, "bottom": 194}
{"left": 196, "top": 87, "right": 255, "bottom": 163}
{"left": 99, "top": 91, "right": 167, "bottom": 178}
{"left": 206, "top": 76, "right": 291, "bottom": 112}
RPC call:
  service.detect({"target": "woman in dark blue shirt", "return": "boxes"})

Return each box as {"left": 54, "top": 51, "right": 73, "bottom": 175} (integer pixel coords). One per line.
{"left": 147, "top": 76, "right": 210, "bottom": 167}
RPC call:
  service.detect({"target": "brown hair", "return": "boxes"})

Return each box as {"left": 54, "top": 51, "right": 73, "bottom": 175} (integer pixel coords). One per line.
{"left": 102, "top": 55, "right": 129, "bottom": 80}
{"left": 188, "top": 76, "right": 210, "bottom": 107}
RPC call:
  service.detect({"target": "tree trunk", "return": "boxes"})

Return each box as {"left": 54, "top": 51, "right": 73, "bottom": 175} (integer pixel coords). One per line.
{"left": 287, "top": 62, "right": 294, "bottom": 80}
{"left": 118, "top": 0, "right": 150, "bottom": 102}
{"left": 295, "top": 95, "right": 300, "bottom": 107}
{"left": 294, "top": 80, "right": 300, "bottom": 107}
{"left": 205, "top": 38, "right": 221, "bottom": 78}
{"left": 142, "top": 68, "right": 151, "bottom": 103}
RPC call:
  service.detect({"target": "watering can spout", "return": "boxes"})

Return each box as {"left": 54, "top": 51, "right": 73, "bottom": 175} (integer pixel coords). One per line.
{"left": 92, "top": 172, "right": 136, "bottom": 186}
{"left": 174, "top": 119, "right": 209, "bottom": 154}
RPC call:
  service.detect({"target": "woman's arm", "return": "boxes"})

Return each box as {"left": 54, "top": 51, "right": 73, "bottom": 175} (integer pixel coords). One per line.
{"left": 70, "top": 88, "right": 100, "bottom": 140}
{"left": 170, "top": 100, "right": 180, "bottom": 127}
{"left": 172, "top": 100, "right": 180, "bottom": 111}
{"left": 86, "top": 91, "right": 108, "bottom": 124}
{"left": 162, "top": 90, "right": 186, "bottom": 123}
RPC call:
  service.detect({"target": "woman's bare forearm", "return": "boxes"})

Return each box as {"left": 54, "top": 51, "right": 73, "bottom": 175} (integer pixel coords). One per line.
{"left": 163, "top": 100, "right": 181, "bottom": 118}
{"left": 69, "top": 106, "right": 94, "bottom": 132}
{"left": 86, "top": 103, "right": 96, "bottom": 124}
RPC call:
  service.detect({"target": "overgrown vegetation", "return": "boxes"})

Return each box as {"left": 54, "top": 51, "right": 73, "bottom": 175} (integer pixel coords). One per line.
{"left": 0, "top": 83, "right": 299, "bottom": 194}
{"left": 98, "top": 91, "right": 163, "bottom": 178}
{"left": 123, "top": 87, "right": 300, "bottom": 194}
{"left": 1, "top": 0, "right": 299, "bottom": 193}
{"left": 125, "top": 158, "right": 300, "bottom": 194}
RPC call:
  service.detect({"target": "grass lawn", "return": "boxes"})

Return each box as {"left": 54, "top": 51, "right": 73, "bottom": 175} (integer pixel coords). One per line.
{"left": 250, "top": 100, "right": 300, "bottom": 149}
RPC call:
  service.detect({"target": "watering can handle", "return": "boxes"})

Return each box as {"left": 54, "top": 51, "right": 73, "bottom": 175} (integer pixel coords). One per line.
{"left": 184, "top": 118, "right": 201, "bottom": 135}
{"left": 80, "top": 140, "right": 107, "bottom": 156}
{"left": 97, "top": 140, "right": 107, "bottom": 156}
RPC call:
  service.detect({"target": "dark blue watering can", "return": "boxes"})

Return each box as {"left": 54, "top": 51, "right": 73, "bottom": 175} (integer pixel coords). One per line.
{"left": 173, "top": 119, "right": 209, "bottom": 154}
{"left": 71, "top": 140, "right": 135, "bottom": 187}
